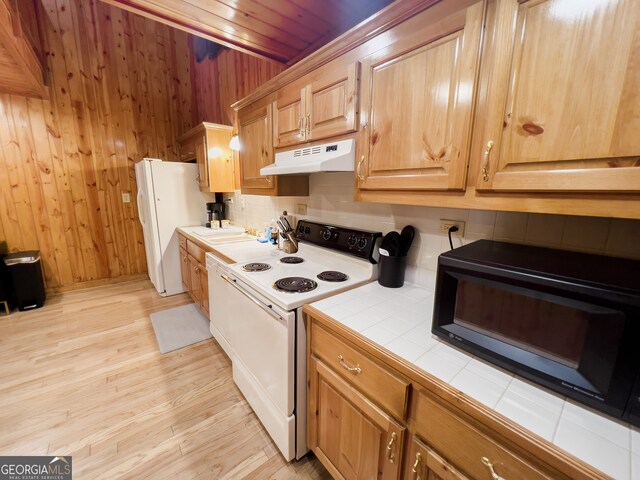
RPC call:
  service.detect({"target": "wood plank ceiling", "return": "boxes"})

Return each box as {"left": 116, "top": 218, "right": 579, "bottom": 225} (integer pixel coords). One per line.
{"left": 98, "top": 0, "right": 395, "bottom": 64}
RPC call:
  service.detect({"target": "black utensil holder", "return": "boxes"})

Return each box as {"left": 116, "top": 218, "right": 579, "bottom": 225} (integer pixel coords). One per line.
{"left": 378, "top": 255, "right": 406, "bottom": 288}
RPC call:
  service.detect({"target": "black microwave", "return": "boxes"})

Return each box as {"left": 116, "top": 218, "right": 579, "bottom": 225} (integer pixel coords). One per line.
{"left": 432, "top": 240, "right": 640, "bottom": 425}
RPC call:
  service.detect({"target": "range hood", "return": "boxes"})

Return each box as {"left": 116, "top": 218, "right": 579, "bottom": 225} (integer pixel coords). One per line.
{"left": 260, "top": 139, "right": 355, "bottom": 175}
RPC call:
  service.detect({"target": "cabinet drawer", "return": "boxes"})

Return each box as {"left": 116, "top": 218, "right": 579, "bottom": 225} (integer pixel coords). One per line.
{"left": 178, "top": 233, "right": 187, "bottom": 250}
{"left": 311, "top": 322, "right": 410, "bottom": 420}
{"left": 187, "top": 240, "right": 206, "bottom": 265}
{"left": 413, "top": 390, "right": 553, "bottom": 480}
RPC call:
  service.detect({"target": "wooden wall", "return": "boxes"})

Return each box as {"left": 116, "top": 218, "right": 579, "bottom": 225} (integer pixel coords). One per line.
{"left": 0, "top": 0, "right": 197, "bottom": 290}
{"left": 191, "top": 45, "right": 285, "bottom": 126}
{"left": 0, "top": 0, "right": 284, "bottom": 291}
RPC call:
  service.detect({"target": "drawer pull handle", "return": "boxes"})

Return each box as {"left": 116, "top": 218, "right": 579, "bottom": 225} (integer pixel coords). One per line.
{"left": 481, "top": 457, "right": 503, "bottom": 480}
{"left": 386, "top": 432, "right": 397, "bottom": 463}
{"left": 298, "top": 116, "right": 303, "bottom": 137}
{"left": 412, "top": 452, "right": 422, "bottom": 477}
{"left": 481, "top": 140, "right": 494, "bottom": 182}
{"left": 338, "top": 355, "right": 361, "bottom": 374}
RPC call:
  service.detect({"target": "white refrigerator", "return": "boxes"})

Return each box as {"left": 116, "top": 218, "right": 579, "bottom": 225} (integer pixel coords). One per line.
{"left": 135, "top": 158, "right": 212, "bottom": 296}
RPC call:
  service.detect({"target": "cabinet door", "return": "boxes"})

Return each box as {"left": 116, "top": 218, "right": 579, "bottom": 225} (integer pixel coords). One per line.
{"left": 179, "top": 247, "right": 189, "bottom": 291}
{"left": 238, "top": 102, "right": 276, "bottom": 193}
{"left": 195, "top": 135, "right": 209, "bottom": 191}
{"left": 306, "top": 61, "right": 359, "bottom": 142}
{"left": 273, "top": 88, "right": 305, "bottom": 147}
{"left": 477, "top": 0, "right": 640, "bottom": 192}
{"left": 308, "top": 357, "right": 404, "bottom": 480}
{"left": 404, "top": 437, "right": 468, "bottom": 480}
{"left": 358, "top": 1, "right": 484, "bottom": 191}
{"left": 188, "top": 256, "right": 201, "bottom": 304}
{"left": 199, "top": 262, "right": 209, "bottom": 318}
{"left": 206, "top": 128, "right": 235, "bottom": 193}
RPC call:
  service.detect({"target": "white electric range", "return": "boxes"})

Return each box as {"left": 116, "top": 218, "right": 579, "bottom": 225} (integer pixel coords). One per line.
{"left": 206, "top": 220, "right": 381, "bottom": 461}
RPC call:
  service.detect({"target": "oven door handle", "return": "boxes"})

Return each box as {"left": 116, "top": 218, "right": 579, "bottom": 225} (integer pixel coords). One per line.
{"left": 221, "top": 275, "right": 283, "bottom": 321}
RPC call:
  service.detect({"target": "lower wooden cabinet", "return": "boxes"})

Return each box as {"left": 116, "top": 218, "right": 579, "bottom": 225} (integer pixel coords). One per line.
{"left": 404, "top": 437, "right": 468, "bottom": 480}
{"left": 179, "top": 247, "right": 189, "bottom": 290}
{"left": 309, "top": 357, "right": 404, "bottom": 480}
{"left": 188, "top": 256, "right": 201, "bottom": 305}
{"left": 199, "top": 265, "right": 209, "bottom": 315}
{"left": 306, "top": 311, "right": 608, "bottom": 480}
{"left": 178, "top": 233, "right": 209, "bottom": 317}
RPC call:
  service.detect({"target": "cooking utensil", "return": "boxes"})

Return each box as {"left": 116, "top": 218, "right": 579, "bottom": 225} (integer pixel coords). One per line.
{"left": 280, "top": 215, "right": 292, "bottom": 232}
{"left": 399, "top": 225, "right": 415, "bottom": 256}
{"left": 380, "top": 231, "right": 401, "bottom": 257}
{"left": 379, "top": 248, "right": 390, "bottom": 256}
{"left": 277, "top": 219, "right": 288, "bottom": 234}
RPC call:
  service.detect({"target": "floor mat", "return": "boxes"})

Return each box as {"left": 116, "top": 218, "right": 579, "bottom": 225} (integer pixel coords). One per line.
{"left": 150, "top": 303, "right": 212, "bottom": 353}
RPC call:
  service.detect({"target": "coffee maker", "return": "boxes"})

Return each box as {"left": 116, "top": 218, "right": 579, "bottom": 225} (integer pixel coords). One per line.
{"left": 206, "top": 201, "right": 225, "bottom": 228}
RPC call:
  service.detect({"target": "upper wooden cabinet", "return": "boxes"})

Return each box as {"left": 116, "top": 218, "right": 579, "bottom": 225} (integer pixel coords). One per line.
{"left": 273, "top": 87, "right": 305, "bottom": 148}
{"left": 274, "top": 62, "right": 360, "bottom": 148}
{"left": 238, "top": 100, "right": 309, "bottom": 196}
{"left": 238, "top": 101, "right": 276, "bottom": 193}
{"left": 0, "top": 0, "right": 45, "bottom": 97}
{"left": 476, "top": 0, "right": 640, "bottom": 193}
{"left": 178, "top": 122, "right": 235, "bottom": 193}
{"left": 357, "top": 1, "right": 484, "bottom": 192}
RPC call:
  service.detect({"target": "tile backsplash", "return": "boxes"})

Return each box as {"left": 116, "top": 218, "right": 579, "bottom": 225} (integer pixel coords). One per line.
{"left": 225, "top": 172, "right": 640, "bottom": 284}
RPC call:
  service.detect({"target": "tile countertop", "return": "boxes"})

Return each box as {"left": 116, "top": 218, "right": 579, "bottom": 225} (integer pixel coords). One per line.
{"left": 177, "top": 226, "right": 276, "bottom": 264}
{"left": 309, "top": 279, "right": 639, "bottom": 480}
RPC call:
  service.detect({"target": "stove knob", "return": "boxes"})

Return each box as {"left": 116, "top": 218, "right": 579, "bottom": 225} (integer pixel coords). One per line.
{"left": 348, "top": 235, "right": 357, "bottom": 247}
{"left": 322, "top": 229, "right": 332, "bottom": 241}
{"left": 297, "top": 225, "right": 304, "bottom": 234}
{"left": 357, "top": 237, "right": 368, "bottom": 249}
{"left": 305, "top": 226, "right": 311, "bottom": 234}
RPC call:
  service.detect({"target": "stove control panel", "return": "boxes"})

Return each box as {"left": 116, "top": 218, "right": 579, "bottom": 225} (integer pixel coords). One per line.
{"left": 295, "top": 220, "right": 382, "bottom": 263}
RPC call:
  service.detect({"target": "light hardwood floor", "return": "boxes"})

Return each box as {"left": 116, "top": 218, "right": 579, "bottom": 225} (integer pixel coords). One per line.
{"left": 0, "top": 279, "right": 331, "bottom": 480}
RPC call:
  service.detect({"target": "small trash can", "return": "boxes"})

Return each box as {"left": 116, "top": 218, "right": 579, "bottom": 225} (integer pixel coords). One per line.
{"left": 4, "top": 251, "right": 46, "bottom": 311}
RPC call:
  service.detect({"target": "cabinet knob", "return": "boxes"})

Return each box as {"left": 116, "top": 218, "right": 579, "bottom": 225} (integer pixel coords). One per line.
{"left": 481, "top": 456, "right": 503, "bottom": 480}
{"left": 338, "top": 354, "right": 362, "bottom": 375}
{"left": 386, "top": 432, "right": 397, "bottom": 463}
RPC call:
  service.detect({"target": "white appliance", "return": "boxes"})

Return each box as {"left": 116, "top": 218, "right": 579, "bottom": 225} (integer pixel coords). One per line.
{"left": 259, "top": 139, "right": 355, "bottom": 176}
{"left": 206, "top": 240, "right": 275, "bottom": 358}
{"left": 135, "top": 158, "right": 213, "bottom": 296}
{"left": 208, "top": 220, "right": 381, "bottom": 461}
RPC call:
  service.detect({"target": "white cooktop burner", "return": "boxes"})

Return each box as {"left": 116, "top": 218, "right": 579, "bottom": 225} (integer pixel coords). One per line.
{"left": 228, "top": 242, "right": 376, "bottom": 311}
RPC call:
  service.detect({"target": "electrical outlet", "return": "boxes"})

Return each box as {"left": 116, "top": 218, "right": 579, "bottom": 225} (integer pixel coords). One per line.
{"left": 240, "top": 197, "right": 245, "bottom": 209}
{"left": 296, "top": 203, "right": 307, "bottom": 215}
{"left": 440, "top": 219, "right": 465, "bottom": 237}
{"left": 121, "top": 192, "right": 131, "bottom": 204}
